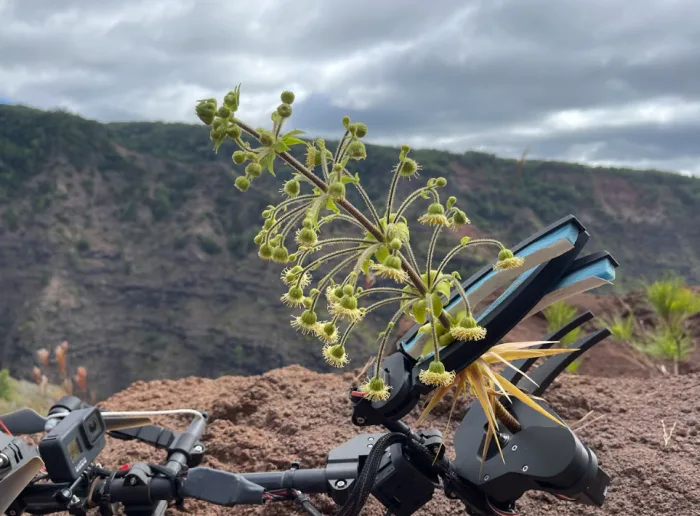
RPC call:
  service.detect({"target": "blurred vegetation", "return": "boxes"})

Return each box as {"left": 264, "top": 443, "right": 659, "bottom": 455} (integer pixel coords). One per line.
{"left": 601, "top": 275, "right": 700, "bottom": 374}
{"left": 0, "top": 369, "right": 12, "bottom": 401}
{"left": 542, "top": 301, "right": 583, "bottom": 373}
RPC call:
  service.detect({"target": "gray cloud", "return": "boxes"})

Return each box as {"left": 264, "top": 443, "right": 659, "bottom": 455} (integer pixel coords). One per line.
{"left": 1, "top": 0, "right": 699, "bottom": 175}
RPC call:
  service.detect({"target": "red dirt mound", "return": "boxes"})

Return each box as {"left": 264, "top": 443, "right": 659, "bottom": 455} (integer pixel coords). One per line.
{"left": 93, "top": 366, "right": 700, "bottom": 515}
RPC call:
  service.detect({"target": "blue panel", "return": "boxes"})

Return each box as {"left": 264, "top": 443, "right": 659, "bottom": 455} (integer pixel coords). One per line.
{"left": 402, "top": 222, "right": 581, "bottom": 356}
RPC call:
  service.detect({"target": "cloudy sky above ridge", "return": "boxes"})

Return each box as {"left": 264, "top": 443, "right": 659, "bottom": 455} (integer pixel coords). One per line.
{"left": 1, "top": 0, "right": 699, "bottom": 175}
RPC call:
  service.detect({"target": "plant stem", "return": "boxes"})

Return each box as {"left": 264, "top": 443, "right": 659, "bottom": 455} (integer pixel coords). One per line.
{"left": 434, "top": 239, "right": 504, "bottom": 279}
{"left": 385, "top": 162, "right": 404, "bottom": 225}
{"left": 425, "top": 227, "right": 443, "bottom": 288}
{"left": 237, "top": 121, "right": 451, "bottom": 328}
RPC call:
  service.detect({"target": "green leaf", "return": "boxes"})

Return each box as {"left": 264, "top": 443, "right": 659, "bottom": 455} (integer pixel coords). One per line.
{"left": 420, "top": 191, "right": 429, "bottom": 199}
{"left": 260, "top": 153, "right": 276, "bottom": 176}
{"left": 341, "top": 173, "right": 360, "bottom": 184}
{"left": 282, "top": 137, "right": 306, "bottom": 147}
{"left": 412, "top": 300, "right": 427, "bottom": 324}
{"left": 325, "top": 198, "right": 340, "bottom": 214}
{"left": 282, "top": 129, "right": 305, "bottom": 138}
{"left": 460, "top": 236, "right": 471, "bottom": 245}
{"left": 362, "top": 259, "right": 372, "bottom": 275}
{"left": 431, "top": 293, "right": 443, "bottom": 318}
{"left": 375, "top": 245, "right": 390, "bottom": 263}
{"left": 273, "top": 141, "right": 291, "bottom": 153}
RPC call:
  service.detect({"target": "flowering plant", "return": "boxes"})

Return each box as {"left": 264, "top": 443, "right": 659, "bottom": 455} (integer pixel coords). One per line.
{"left": 195, "top": 86, "right": 573, "bottom": 458}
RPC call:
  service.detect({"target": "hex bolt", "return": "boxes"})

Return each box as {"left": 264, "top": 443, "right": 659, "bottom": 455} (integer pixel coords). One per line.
{"left": 193, "top": 445, "right": 204, "bottom": 453}
{"left": 367, "top": 436, "right": 374, "bottom": 441}
{"left": 522, "top": 465, "right": 529, "bottom": 472}
{"left": 367, "top": 444, "right": 373, "bottom": 448}
{"left": 335, "top": 480, "right": 347, "bottom": 488}
{"left": 511, "top": 445, "right": 518, "bottom": 451}
{"left": 483, "top": 475, "right": 490, "bottom": 481}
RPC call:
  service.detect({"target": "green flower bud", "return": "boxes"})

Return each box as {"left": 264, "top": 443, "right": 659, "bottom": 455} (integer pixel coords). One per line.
{"left": 355, "top": 123, "right": 368, "bottom": 138}
{"left": 453, "top": 209, "right": 469, "bottom": 225}
{"left": 288, "top": 253, "right": 297, "bottom": 262}
{"left": 227, "top": 124, "right": 242, "bottom": 139}
{"left": 314, "top": 148, "right": 333, "bottom": 166}
{"left": 259, "top": 243, "right": 273, "bottom": 260}
{"left": 303, "top": 297, "right": 313, "bottom": 308}
{"left": 342, "top": 116, "right": 351, "bottom": 128}
{"left": 218, "top": 106, "right": 231, "bottom": 118}
{"left": 223, "top": 91, "right": 239, "bottom": 110}
{"left": 232, "top": 151, "right": 247, "bottom": 164}
{"left": 302, "top": 218, "right": 313, "bottom": 229}
{"left": 281, "top": 91, "right": 295, "bottom": 104}
{"left": 272, "top": 245, "right": 290, "bottom": 263}
{"left": 322, "top": 321, "right": 337, "bottom": 337}
{"left": 284, "top": 179, "right": 300, "bottom": 197}
{"left": 277, "top": 103, "right": 293, "bottom": 118}
{"left": 340, "top": 295, "right": 358, "bottom": 310}
{"left": 347, "top": 140, "right": 367, "bottom": 160}
{"left": 328, "top": 181, "right": 346, "bottom": 200}
{"left": 435, "top": 177, "right": 447, "bottom": 187}
{"left": 384, "top": 255, "right": 402, "bottom": 271}
{"left": 301, "top": 310, "right": 317, "bottom": 326}
{"left": 195, "top": 100, "right": 217, "bottom": 125}
{"left": 260, "top": 131, "right": 274, "bottom": 146}
{"left": 389, "top": 238, "right": 402, "bottom": 250}
{"left": 246, "top": 162, "right": 262, "bottom": 178}
{"left": 498, "top": 249, "right": 514, "bottom": 261}
{"left": 296, "top": 227, "right": 318, "bottom": 247}
{"left": 288, "top": 286, "right": 304, "bottom": 300}
{"left": 264, "top": 218, "right": 275, "bottom": 230}
{"left": 342, "top": 284, "right": 354, "bottom": 296}
{"left": 245, "top": 152, "right": 257, "bottom": 161}
{"left": 427, "top": 203, "right": 445, "bottom": 216}
{"left": 212, "top": 118, "right": 226, "bottom": 131}
{"left": 253, "top": 233, "right": 264, "bottom": 245}
{"left": 398, "top": 158, "right": 419, "bottom": 177}
{"left": 262, "top": 209, "right": 273, "bottom": 218}
{"left": 401, "top": 144, "right": 410, "bottom": 153}
{"left": 234, "top": 176, "right": 250, "bottom": 191}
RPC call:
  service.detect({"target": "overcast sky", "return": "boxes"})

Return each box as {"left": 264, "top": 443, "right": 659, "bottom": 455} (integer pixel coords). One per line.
{"left": 1, "top": 0, "right": 699, "bottom": 175}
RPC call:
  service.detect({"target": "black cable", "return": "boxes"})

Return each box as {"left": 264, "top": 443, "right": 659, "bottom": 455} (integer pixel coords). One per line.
{"left": 293, "top": 490, "right": 324, "bottom": 516}
{"left": 336, "top": 432, "right": 406, "bottom": 516}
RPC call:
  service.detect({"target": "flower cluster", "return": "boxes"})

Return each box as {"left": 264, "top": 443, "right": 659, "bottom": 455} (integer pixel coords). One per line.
{"left": 195, "top": 85, "right": 561, "bottom": 431}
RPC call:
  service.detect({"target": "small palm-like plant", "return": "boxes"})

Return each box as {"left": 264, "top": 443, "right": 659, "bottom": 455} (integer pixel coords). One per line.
{"left": 644, "top": 275, "right": 700, "bottom": 375}
{"left": 194, "top": 86, "right": 574, "bottom": 443}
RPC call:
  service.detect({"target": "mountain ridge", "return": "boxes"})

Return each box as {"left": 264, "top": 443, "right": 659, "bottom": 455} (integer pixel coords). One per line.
{"left": 1, "top": 104, "right": 698, "bottom": 398}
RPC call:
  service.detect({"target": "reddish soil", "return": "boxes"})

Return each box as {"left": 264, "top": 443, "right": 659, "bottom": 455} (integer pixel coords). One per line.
{"left": 91, "top": 366, "right": 700, "bottom": 516}
{"left": 41, "top": 287, "right": 700, "bottom": 515}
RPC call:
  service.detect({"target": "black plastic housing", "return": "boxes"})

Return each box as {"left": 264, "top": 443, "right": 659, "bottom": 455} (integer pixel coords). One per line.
{"left": 39, "top": 407, "right": 106, "bottom": 483}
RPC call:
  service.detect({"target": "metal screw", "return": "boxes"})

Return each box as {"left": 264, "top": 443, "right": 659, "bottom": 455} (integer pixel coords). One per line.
{"left": 193, "top": 445, "right": 204, "bottom": 453}
{"left": 356, "top": 417, "right": 366, "bottom": 424}
{"left": 129, "top": 477, "right": 138, "bottom": 486}
{"left": 367, "top": 436, "right": 374, "bottom": 441}
{"left": 9, "top": 510, "right": 16, "bottom": 516}
{"left": 0, "top": 453, "right": 9, "bottom": 468}
{"left": 522, "top": 465, "right": 529, "bottom": 472}
{"left": 511, "top": 445, "right": 518, "bottom": 451}
{"left": 483, "top": 475, "right": 490, "bottom": 481}
{"left": 335, "top": 480, "right": 347, "bottom": 488}
{"left": 367, "top": 444, "right": 373, "bottom": 448}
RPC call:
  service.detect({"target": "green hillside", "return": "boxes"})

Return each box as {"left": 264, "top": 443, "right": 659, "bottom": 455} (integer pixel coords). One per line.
{"left": 1, "top": 104, "right": 698, "bottom": 398}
